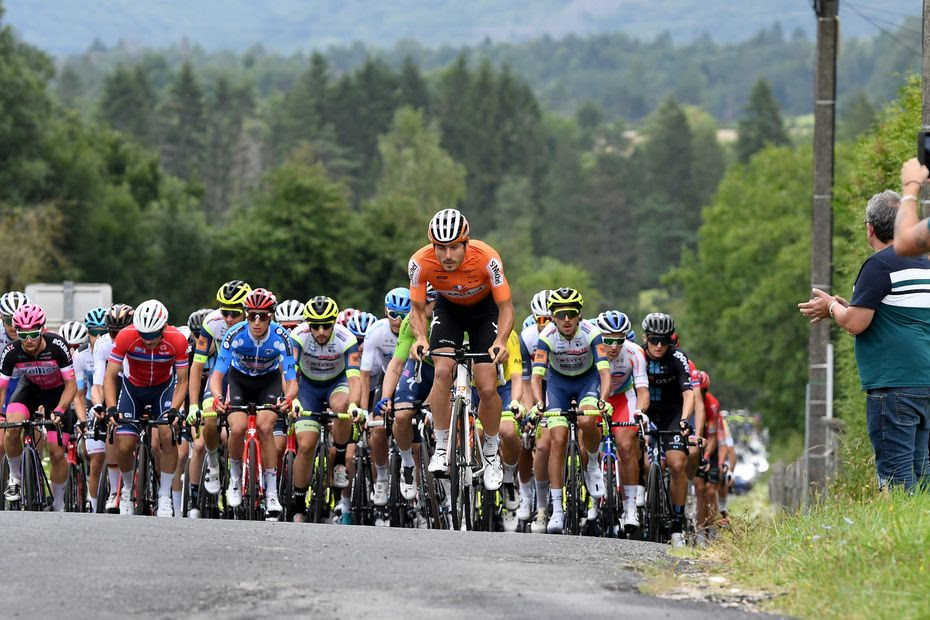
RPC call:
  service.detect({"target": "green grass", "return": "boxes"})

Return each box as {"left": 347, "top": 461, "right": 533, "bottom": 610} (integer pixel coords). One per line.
{"left": 712, "top": 486, "right": 930, "bottom": 619}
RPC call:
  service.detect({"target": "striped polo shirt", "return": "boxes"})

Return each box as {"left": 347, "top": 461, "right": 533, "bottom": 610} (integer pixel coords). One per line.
{"left": 851, "top": 245, "right": 930, "bottom": 390}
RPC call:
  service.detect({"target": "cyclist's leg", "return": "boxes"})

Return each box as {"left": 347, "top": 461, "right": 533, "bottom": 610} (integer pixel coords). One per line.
{"left": 293, "top": 377, "right": 324, "bottom": 518}
{"left": 114, "top": 380, "right": 142, "bottom": 507}
{"left": 544, "top": 377, "right": 571, "bottom": 528}
{"left": 424, "top": 297, "right": 465, "bottom": 459}
{"left": 609, "top": 391, "right": 640, "bottom": 512}
{"left": 45, "top": 395, "right": 72, "bottom": 510}
{"left": 661, "top": 415, "right": 690, "bottom": 535}
{"left": 328, "top": 382, "right": 351, "bottom": 516}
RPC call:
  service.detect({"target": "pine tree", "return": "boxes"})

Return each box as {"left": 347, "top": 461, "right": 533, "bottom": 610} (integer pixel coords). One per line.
{"left": 735, "top": 79, "right": 789, "bottom": 164}
{"left": 159, "top": 62, "right": 206, "bottom": 182}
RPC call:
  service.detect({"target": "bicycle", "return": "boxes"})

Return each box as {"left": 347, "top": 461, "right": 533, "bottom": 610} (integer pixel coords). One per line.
{"left": 348, "top": 410, "right": 375, "bottom": 526}
{"left": 390, "top": 400, "right": 444, "bottom": 529}
{"left": 304, "top": 409, "right": 352, "bottom": 524}
{"left": 542, "top": 401, "right": 595, "bottom": 535}
{"left": 224, "top": 402, "right": 283, "bottom": 522}
{"left": 597, "top": 413, "right": 641, "bottom": 538}
{"left": 278, "top": 415, "right": 298, "bottom": 522}
{"left": 515, "top": 412, "right": 538, "bottom": 533}
{"left": 103, "top": 405, "right": 179, "bottom": 516}
{"left": 425, "top": 348, "right": 501, "bottom": 532}
{"left": 0, "top": 413, "right": 61, "bottom": 511}
{"left": 641, "top": 423, "right": 687, "bottom": 544}
{"left": 64, "top": 423, "right": 89, "bottom": 512}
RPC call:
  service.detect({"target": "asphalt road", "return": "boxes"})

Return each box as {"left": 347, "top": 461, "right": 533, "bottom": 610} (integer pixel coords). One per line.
{"left": 0, "top": 512, "right": 770, "bottom": 619}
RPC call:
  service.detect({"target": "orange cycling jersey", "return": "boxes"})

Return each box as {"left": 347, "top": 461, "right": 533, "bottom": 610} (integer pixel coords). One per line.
{"left": 408, "top": 239, "right": 511, "bottom": 307}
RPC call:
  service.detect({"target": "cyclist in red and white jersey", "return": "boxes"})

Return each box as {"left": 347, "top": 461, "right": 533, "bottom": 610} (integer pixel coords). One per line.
{"left": 595, "top": 310, "right": 649, "bottom": 529}
{"left": 102, "top": 300, "right": 189, "bottom": 516}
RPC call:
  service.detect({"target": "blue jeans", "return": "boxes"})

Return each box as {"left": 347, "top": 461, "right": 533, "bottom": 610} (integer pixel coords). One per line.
{"left": 866, "top": 387, "right": 930, "bottom": 491}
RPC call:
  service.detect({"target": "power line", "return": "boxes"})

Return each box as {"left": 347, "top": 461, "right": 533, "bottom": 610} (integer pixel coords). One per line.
{"left": 844, "top": 4, "right": 921, "bottom": 55}
{"left": 843, "top": 1, "right": 921, "bottom": 20}
{"left": 843, "top": 3, "right": 922, "bottom": 36}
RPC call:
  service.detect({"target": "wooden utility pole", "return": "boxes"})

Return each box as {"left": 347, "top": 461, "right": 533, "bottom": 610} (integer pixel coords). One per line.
{"left": 923, "top": 0, "right": 930, "bottom": 218}
{"left": 806, "top": 0, "right": 838, "bottom": 497}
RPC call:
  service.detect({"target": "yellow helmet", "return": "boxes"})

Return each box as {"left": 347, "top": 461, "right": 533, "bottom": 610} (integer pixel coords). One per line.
{"left": 304, "top": 296, "right": 339, "bottom": 322}
{"left": 547, "top": 287, "right": 584, "bottom": 311}
{"left": 216, "top": 280, "right": 252, "bottom": 307}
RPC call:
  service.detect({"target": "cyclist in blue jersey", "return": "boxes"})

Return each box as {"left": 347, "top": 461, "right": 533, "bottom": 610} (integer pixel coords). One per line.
{"left": 210, "top": 288, "right": 298, "bottom": 519}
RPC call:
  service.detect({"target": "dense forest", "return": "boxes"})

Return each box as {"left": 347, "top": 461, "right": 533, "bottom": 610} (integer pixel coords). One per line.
{"left": 0, "top": 0, "right": 915, "bottom": 434}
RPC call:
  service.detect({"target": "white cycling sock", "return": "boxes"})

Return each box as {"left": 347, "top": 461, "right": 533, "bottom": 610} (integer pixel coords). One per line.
{"left": 718, "top": 497, "right": 728, "bottom": 512}
{"left": 120, "top": 469, "right": 133, "bottom": 491}
{"left": 52, "top": 481, "right": 65, "bottom": 509}
{"left": 550, "top": 488, "right": 564, "bottom": 515}
{"left": 586, "top": 450, "right": 600, "bottom": 470}
{"left": 535, "top": 479, "right": 549, "bottom": 506}
{"left": 624, "top": 485, "right": 637, "bottom": 504}
{"left": 172, "top": 490, "right": 182, "bottom": 514}
{"left": 89, "top": 496, "right": 97, "bottom": 512}
{"left": 434, "top": 429, "right": 449, "bottom": 451}
{"left": 159, "top": 472, "right": 173, "bottom": 498}
{"left": 376, "top": 465, "right": 389, "bottom": 482}
{"left": 7, "top": 455, "right": 22, "bottom": 482}
{"left": 206, "top": 449, "right": 219, "bottom": 468}
{"left": 108, "top": 466, "right": 120, "bottom": 493}
{"left": 400, "top": 447, "right": 415, "bottom": 468}
{"left": 483, "top": 432, "right": 500, "bottom": 455}
{"left": 264, "top": 469, "right": 277, "bottom": 495}
{"left": 503, "top": 461, "right": 517, "bottom": 483}
{"left": 229, "top": 459, "right": 242, "bottom": 484}
{"left": 339, "top": 496, "right": 351, "bottom": 512}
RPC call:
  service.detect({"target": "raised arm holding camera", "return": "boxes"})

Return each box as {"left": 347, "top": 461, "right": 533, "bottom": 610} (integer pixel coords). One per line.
{"left": 892, "top": 147, "right": 930, "bottom": 257}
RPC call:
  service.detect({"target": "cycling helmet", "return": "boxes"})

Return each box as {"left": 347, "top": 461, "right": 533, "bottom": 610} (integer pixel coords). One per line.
{"left": 346, "top": 312, "right": 377, "bottom": 339}
{"left": 425, "top": 283, "right": 439, "bottom": 303}
{"left": 105, "top": 303, "right": 134, "bottom": 330}
{"left": 133, "top": 299, "right": 169, "bottom": 334}
{"left": 59, "top": 321, "right": 89, "bottom": 346}
{"left": 12, "top": 304, "right": 46, "bottom": 330}
{"left": 243, "top": 288, "right": 277, "bottom": 312}
{"left": 384, "top": 287, "right": 412, "bottom": 314}
{"left": 530, "top": 290, "right": 552, "bottom": 318}
{"left": 336, "top": 307, "right": 357, "bottom": 326}
{"left": 427, "top": 208, "right": 470, "bottom": 245}
{"left": 178, "top": 325, "right": 192, "bottom": 341}
{"left": 671, "top": 331, "right": 680, "bottom": 347}
{"left": 216, "top": 280, "right": 252, "bottom": 307}
{"left": 187, "top": 308, "right": 212, "bottom": 333}
{"left": 596, "top": 310, "right": 631, "bottom": 337}
{"left": 642, "top": 312, "right": 675, "bottom": 336}
{"left": 627, "top": 329, "right": 636, "bottom": 342}
{"left": 275, "top": 299, "right": 305, "bottom": 324}
{"left": 696, "top": 370, "right": 710, "bottom": 390}
{"left": 83, "top": 306, "right": 108, "bottom": 330}
{"left": 547, "top": 287, "right": 584, "bottom": 311}
{"left": 0, "top": 291, "right": 31, "bottom": 317}
{"left": 305, "top": 296, "right": 339, "bottom": 322}
{"left": 522, "top": 314, "right": 535, "bottom": 330}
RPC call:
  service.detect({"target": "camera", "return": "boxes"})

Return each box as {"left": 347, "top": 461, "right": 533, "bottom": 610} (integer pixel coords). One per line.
{"left": 918, "top": 130, "right": 930, "bottom": 167}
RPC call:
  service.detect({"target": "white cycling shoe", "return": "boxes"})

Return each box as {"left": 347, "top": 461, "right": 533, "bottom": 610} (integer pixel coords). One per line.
{"left": 157, "top": 496, "right": 173, "bottom": 517}
{"left": 119, "top": 488, "right": 133, "bottom": 516}
{"left": 105, "top": 491, "right": 119, "bottom": 512}
{"left": 531, "top": 508, "right": 549, "bottom": 533}
{"left": 622, "top": 502, "right": 640, "bottom": 529}
{"left": 203, "top": 466, "right": 221, "bottom": 495}
{"left": 516, "top": 493, "right": 533, "bottom": 521}
{"left": 265, "top": 494, "right": 282, "bottom": 520}
{"left": 671, "top": 532, "right": 686, "bottom": 548}
{"left": 400, "top": 466, "right": 417, "bottom": 500}
{"left": 332, "top": 465, "right": 349, "bottom": 489}
{"left": 372, "top": 480, "right": 389, "bottom": 506}
{"left": 547, "top": 511, "right": 565, "bottom": 534}
{"left": 427, "top": 449, "right": 448, "bottom": 474}
{"left": 226, "top": 482, "right": 242, "bottom": 508}
{"left": 583, "top": 466, "right": 605, "bottom": 499}
{"left": 483, "top": 452, "right": 503, "bottom": 491}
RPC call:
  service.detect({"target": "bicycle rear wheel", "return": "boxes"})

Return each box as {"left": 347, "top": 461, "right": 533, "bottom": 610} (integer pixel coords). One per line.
{"left": 95, "top": 468, "right": 109, "bottom": 514}
{"left": 418, "top": 440, "right": 444, "bottom": 529}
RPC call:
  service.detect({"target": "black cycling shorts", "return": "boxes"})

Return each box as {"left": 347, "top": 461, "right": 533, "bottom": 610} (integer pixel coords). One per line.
{"left": 429, "top": 294, "right": 500, "bottom": 357}
{"left": 696, "top": 448, "right": 721, "bottom": 484}
{"left": 226, "top": 367, "right": 284, "bottom": 411}
{"left": 651, "top": 407, "right": 690, "bottom": 455}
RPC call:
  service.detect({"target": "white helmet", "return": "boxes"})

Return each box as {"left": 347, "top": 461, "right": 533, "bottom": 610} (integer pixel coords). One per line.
{"left": 275, "top": 299, "right": 305, "bottom": 324}
{"left": 177, "top": 325, "right": 192, "bottom": 341}
{"left": 427, "top": 208, "right": 470, "bottom": 245}
{"left": 530, "top": 289, "right": 552, "bottom": 318}
{"left": 59, "top": 321, "right": 89, "bottom": 347}
{"left": 133, "top": 299, "right": 169, "bottom": 334}
{"left": 0, "top": 291, "right": 31, "bottom": 317}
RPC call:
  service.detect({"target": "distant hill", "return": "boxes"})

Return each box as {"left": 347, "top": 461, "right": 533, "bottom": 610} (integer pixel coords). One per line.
{"left": 4, "top": 0, "right": 919, "bottom": 55}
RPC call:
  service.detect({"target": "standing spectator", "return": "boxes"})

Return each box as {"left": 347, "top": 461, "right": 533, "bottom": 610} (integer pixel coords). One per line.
{"left": 799, "top": 190, "right": 930, "bottom": 491}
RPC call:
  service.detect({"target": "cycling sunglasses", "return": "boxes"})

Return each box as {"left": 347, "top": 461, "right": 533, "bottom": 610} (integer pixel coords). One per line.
{"left": 387, "top": 310, "right": 407, "bottom": 320}
{"left": 16, "top": 329, "right": 42, "bottom": 341}
{"left": 139, "top": 329, "right": 164, "bottom": 341}
{"left": 602, "top": 337, "right": 625, "bottom": 346}
{"left": 247, "top": 312, "right": 271, "bottom": 323}
{"left": 221, "top": 308, "right": 243, "bottom": 318}
{"left": 2, "top": 316, "right": 12, "bottom": 326}
{"left": 646, "top": 335, "right": 671, "bottom": 346}
{"left": 308, "top": 321, "right": 335, "bottom": 331}
{"left": 552, "top": 309, "right": 580, "bottom": 320}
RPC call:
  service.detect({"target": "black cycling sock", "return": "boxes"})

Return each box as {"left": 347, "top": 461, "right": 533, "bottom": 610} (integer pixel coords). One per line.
{"left": 292, "top": 486, "right": 308, "bottom": 515}
{"left": 334, "top": 442, "right": 348, "bottom": 466}
{"left": 671, "top": 504, "right": 685, "bottom": 532}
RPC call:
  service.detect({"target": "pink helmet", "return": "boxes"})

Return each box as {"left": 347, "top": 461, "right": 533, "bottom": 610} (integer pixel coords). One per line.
{"left": 12, "top": 303, "right": 46, "bottom": 330}
{"left": 336, "top": 308, "right": 358, "bottom": 327}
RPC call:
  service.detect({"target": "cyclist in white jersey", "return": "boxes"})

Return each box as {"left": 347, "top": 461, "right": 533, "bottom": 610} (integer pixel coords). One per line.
{"left": 359, "top": 287, "right": 410, "bottom": 507}
{"left": 596, "top": 310, "right": 650, "bottom": 529}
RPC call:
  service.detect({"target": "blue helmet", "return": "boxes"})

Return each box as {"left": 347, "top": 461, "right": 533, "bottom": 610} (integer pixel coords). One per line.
{"left": 84, "top": 306, "right": 108, "bottom": 329}
{"left": 627, "top": 329, "right": 636, "bottom": 342}
{"left": 347, "top": 312, "right": 377, "bottom": 339}
{"left": 595, "top": 310, "right": 631, "bottom": 338}
{"left": 385, "top": 287, "right": 411, "bottom": 315}
{"left": 522, "top": 314, "right": 535, "bottom": 330}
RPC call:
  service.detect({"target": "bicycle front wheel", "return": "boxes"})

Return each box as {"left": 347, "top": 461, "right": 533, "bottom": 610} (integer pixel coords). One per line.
{"left": 308, "top": 441, "right": 328, "bottom": 523}
{"left": 22, "top": 448, "right": 41, "bottom": 511}
{"left": 449, "top": 398, "right": 467, "bottom": 531}
{"left": 602, "top": 455, "right": 618, "bottom": 537}
{"left": 245, "top": 440, "right": 259, "bottom": 521}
